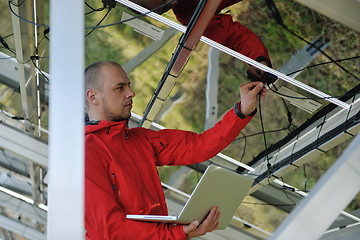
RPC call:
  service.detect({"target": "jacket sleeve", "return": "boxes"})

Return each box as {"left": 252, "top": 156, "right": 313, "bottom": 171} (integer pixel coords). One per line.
{"left": 146, "top": 104, "right": 254, "bottom": 166}
{"left": 85, "top": 139, "right": 187, "bottom": 240}
{"left": 204, "top": 14, "right": 271, "bottom": 65}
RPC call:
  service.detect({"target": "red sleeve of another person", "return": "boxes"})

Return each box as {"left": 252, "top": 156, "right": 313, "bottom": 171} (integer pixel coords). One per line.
{"left": 204, "top": 14, "right": 271, "bottom": 64}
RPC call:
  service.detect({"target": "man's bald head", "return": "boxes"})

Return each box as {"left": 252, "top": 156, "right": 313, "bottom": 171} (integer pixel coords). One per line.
{"left": 85, "top": 61, "right": 121, "bottom": 107}
{"left": 85, "top": 61, "right": 121, "bottom": 92}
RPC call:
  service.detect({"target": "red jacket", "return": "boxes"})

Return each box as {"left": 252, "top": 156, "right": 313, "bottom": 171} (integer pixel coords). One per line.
{"left": 173, "top": 0, "right": 271, "bottom": 65}
{"left": 85, "top": 106, "right": 254, "bottom": 239}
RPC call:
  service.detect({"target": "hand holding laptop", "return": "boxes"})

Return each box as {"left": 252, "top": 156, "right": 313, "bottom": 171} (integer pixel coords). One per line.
{"left": 183, "top": 206, "right": 221, "bottom": 238}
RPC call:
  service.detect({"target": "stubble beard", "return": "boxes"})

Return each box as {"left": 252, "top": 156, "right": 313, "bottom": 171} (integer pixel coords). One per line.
{"left": 102, "top": 98, "right": 131, "bottom": 122}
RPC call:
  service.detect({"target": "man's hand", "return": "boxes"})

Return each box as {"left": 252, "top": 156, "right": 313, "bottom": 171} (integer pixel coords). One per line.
{"left": 239, "top": 82, "right": 267, "bottom": 116}
{"left": 183, "top": 206, "right": 221, "bottom": 239}
{"left": 246, "top": 60, "right": 271, "bottom": 82}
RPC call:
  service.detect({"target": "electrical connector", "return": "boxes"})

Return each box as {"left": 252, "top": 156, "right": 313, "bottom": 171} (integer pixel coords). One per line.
{"left": 262, "top": 72, "right": 278, "bottom": 85}
{"left": 102, "top": 0, "right": 116, "bottom": 9}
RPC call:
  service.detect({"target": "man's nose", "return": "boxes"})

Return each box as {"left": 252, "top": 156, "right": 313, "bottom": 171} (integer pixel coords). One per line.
{"left": 127, "top": 88, "right": 135, "bottom": 98}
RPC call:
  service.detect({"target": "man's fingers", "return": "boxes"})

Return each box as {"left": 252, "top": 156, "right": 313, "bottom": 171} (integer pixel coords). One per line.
{"left": 209, "top": 222, "right": 220, "bottom": 232}
{"left": 190, "top": 220, "right": 200, "bottom": 230}
{"left": 200, "top": 207, "right": 220, "bottom": 230}
{"left": 183, "top": 219, "right": 200, "bottom": 236}
{"left": 183, "top": 207, "right": 221, "bottom": 238}
{"left": 240, "top": 81, "right": 262, "bottom": 92}
{"left": 248, "top": 82, "right": 264, "bottom": 96}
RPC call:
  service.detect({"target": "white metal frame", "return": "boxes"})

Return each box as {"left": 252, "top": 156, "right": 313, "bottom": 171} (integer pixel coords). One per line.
{"left": 269, "top": 132, "right": 360, "bottom": 240}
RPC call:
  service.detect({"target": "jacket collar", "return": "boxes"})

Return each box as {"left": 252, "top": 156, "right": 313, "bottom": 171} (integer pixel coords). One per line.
{"left": 85, "top": 120, "right": 128, "bottom": 135}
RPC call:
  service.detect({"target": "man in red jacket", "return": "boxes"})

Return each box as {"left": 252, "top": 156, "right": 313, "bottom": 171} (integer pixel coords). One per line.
{"left": 84, "top": 61, "right": 266, "bottom": 239}
{"left": 131, "top": 0, "right": 272, "bottom": 81}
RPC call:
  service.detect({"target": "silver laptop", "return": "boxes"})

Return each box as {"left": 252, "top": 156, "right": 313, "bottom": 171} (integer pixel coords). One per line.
{"left": 126, "top": 165, "right": 254, "bottom": 230}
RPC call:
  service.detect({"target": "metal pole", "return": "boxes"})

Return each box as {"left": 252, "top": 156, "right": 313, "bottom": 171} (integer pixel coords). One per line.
{"left": 269, "top": 133, "right": 360, "bottom": 240}
{"left": 47, "top": 0, "right": 84, "bottom": 239}
{"left": 205, "top": 47, "right": 220, "bottom": 130}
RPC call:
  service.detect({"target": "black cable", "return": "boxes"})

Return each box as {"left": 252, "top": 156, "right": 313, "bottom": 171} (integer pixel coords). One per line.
{"left": 0, "top": 107, "right": 48, "bottom": 128}
{"left": 30, "top": 57, "right": 50, "bottom": 82}
{"left": 0, "top": 89, "right": 48, "bottom": 127}
{"left": 265, "top": 0, "right": 360, "bottom": 82}
{"left": 268, "top": 84, "right": 359, "bottom": 100}
{"left": 8, "top": 0, "right": 108, "bottom": 28}
{"left": 85, "top": 9, "right": 100, "bottom": 16}
{"left": 0, "top": 107, "right": 24, "bottom": 121}
{"left": 8, "top": 0, "right": 49, "bottom": 28}
{"left": 3, "top": 33, "right": 14, "bottom": 39}
{"left": 286, "top": 55, "right": 360, "bottom": 77}
{"left": 9, "top": 0, "right": 26, "bottom": 7}
{"left": 43, "top": 28, "right": 50, "bottom": 41}
{"left": 281, "top": 25, "right": 360, "bottom": 82}
{"left": 258, "top": 95, "right": 272, "bottom": 176}
{"left": 9, "top": 0, "right": 176, "bottom": 33}
{"left": 271, "top": 84, "right": 294, "bottom": 131}
{"left": 235, "top": 126, "right": 289, "bottom": 141}
{"left": 0, "top": 41, "right": 16, "bottom": 59}
{"left": 85, "top": 0, "right": 177, "bottom": 29}
{"left": 239, "top": 132, "right": 247, "bottom": 162}
{"left": 0, "top": 35, "right": 16, "bottom": 55}
{"left": 85, "top": 8, "right": 111, "bottom": 37}
{"left": 85, "top": 1, "right": 106, "bottom": 15}
{"left": 280, "top": 177, "right": 298, "bottom": 205}
{"left": 34, "top": 34, "right": 47, "bottom": 58}
{"left": 85, "top": 1, "right": 105, "bottom": 11}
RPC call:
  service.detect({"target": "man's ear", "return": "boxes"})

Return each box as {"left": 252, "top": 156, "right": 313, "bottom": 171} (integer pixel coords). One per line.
{"left": 86, "top": 89, "right": 99, "bottom": 105}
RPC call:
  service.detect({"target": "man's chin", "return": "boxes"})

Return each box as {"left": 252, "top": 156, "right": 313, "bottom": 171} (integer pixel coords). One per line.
{"left": 110, "top": 113, "right": 131, "bottom": 122}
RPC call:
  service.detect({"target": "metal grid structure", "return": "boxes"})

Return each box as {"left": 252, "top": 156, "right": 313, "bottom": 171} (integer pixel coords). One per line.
{"left": 0, "top": 0, "right": 359, "bottom": 239}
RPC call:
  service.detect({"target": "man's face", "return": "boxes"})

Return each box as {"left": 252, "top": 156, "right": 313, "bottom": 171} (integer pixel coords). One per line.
{"left": 97, "top": 64, "right": 135, "bottom": 121}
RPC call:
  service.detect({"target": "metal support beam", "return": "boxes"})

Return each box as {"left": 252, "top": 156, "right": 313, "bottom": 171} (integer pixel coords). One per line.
{"left": 0, "top": 188, "right": 46, "bottom": 225}
{"left": 29, "top": 162, "right": 41, "bottom": 203}
{"left": 269, "top": 132, "right": 360, "bottom": 240}
{"left": 10, "top": 0, "right": 38, "bottom": 131}
{"left": 321, "top": 223, "right": 360, "bottom": 240}
{"left": 0, "top": 52, "right": 49, "bottom": 104}
{"left": 0, "top": 122, "right": 47, "bottom": 167}
{"left": 273, "top": 36, "right": 329, "bottom": 114}
{"left": 137, "top": 0, "right": 222, "bottom": 128}
{"left": 248, "top": 92, "right": 360, "bottom": 187}
{"left": 0, "top": 148, "right": 30, "bottom": 177}
{"left": 0, "top": 214, "right": 45, "bottom": 240}
{"left": 205, "top": 47, "right": 220, "bottom": 130}
{"left": 48, "top": 0, "right": 84, "bottom": 239}
{"left": 122, "top": 28, "right": 178, "bottom": 73}
{"left": 277, "top": 36, "right": 329, "bottom": 79}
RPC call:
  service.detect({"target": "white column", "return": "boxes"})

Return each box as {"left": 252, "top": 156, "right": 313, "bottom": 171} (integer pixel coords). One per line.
{"left": 47, "top": 0, "right": 84, "bottom": 239}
